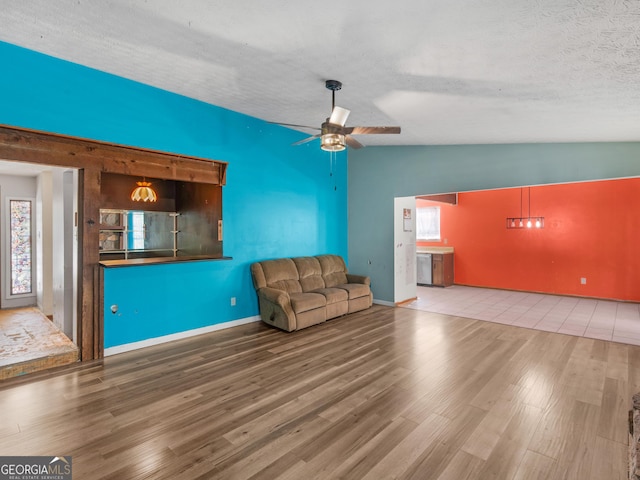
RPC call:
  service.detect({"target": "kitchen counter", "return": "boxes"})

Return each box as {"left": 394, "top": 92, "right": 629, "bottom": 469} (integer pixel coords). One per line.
{"left": 416, "top": 248, "right": 454, "bottom": 286}
{"left": 417, "top": 246, "right": 454, "bottom": 254}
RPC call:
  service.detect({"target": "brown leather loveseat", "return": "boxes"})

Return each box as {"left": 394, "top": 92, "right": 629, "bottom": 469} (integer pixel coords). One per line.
{"left": 250, "top": 254, "right": 372, "bottom": 332}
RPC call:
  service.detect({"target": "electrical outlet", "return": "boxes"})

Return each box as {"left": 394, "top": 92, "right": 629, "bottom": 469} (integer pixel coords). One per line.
{"left": 230, "top": 297, "right": 236, "bottom": 306}
{"left": 580, "top": 277, "right": 587, "bottom": 285}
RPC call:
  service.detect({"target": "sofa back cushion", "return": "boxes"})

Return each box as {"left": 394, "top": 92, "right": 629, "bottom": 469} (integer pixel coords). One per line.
{"left": 293, "top": 257, "right": 325, "bottom": 292}
{"left": 317, "top": 254, "right": 348, "bottom": 287}
{"left": 254, "top": 258, "right": 302, "bottom": 294}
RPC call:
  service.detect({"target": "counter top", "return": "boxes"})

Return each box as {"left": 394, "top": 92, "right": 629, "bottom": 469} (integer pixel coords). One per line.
{"left": 100, "top": 255, "right": 232, "bottom": 267}
{"left": 417, "top": 247, "right": 454, "bottom": 254}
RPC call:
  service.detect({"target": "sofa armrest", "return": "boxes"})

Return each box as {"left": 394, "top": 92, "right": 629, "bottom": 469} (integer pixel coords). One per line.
{"left": 259, "top": 286, "right": 290, "bottom": 306}
{"left": 346, "top": 273, "right": 371, "bottom": 286}
{"left": 257, "top": 287, "right": 297, "bottom": 331}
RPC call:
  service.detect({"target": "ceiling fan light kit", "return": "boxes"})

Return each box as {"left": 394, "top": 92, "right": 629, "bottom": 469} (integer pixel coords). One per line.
{"left": 321, "top": 133, "right": 346, "bottom": 152}
{"left": 272, "top": 79, "right": 401, "bottom": 151}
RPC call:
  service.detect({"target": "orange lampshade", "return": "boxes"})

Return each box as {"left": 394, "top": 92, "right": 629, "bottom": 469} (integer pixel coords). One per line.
{"left": 130, "top": 181, "right": 158, "bottom": 202}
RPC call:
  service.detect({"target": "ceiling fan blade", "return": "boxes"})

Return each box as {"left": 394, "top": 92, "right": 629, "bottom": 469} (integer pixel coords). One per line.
{"left": 268, "top": 121, "right": 321, "bottom": 131}
{"left": 292, "top": 134, "right": 321, "bottom": 146}
{"left": 346, "top": 126, "right": 401, "bottom": 135}
{"left": 329, "top": 106, "right": 350, "bottom": 127}
{"left": 345, "top": 135, "right": 364, "bottom": 149}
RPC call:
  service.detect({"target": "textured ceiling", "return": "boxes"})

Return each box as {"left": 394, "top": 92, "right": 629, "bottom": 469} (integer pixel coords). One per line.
{"left": 2, "top": 0, "right": 640, "bottom": 147}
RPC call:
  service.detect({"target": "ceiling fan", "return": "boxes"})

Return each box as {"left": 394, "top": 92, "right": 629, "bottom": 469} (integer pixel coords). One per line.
{"left": 273, "top": 80, "right": 401, "bottom": 151}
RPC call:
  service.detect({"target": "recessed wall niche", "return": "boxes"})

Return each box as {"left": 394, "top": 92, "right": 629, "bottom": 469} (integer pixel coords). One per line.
{"left": 99, "top": 172, "right": 222, "bottom": 262}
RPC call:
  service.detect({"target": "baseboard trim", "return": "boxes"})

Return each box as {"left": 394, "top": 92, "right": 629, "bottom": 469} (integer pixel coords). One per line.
{"left": 396, "top": 297, "right": 417, "bottom": 306}
{"left": 373, "top": 299, "right": 396, "bottom": 307}
{"left": 104, "top": 315, "right": 261, "bottom": 356}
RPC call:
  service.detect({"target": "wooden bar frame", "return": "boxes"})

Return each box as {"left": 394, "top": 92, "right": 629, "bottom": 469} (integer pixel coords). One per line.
{"left": 0, "top": 125, "right": 227, "bottom": 361}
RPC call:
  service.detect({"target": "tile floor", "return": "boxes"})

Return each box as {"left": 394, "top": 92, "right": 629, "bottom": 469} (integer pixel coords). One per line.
{"left": 403, "top": 285, "right": 640, "bottom": 346}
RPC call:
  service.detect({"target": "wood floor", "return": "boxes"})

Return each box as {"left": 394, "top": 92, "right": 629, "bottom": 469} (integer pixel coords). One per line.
{"left": 0, "top": 305, "right": 635, "bottom": 479}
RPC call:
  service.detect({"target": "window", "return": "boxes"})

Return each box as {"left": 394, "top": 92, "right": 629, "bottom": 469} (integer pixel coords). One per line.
{"left": 130, "top": 211, "right": 145, "bottom": 250}
{"left": 9, "top": 199, "right": 33, "bottom": 295}
{"left": 417, "top": 206, "right": 440, "bottom": 241}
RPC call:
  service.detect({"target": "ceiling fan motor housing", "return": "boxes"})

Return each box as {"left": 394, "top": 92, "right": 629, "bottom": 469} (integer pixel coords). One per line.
{"left": 321, "top": 122, "right": 345, "bottom": 134}
{"left": 325, "top": 79, "right": 342, "bottom": 91}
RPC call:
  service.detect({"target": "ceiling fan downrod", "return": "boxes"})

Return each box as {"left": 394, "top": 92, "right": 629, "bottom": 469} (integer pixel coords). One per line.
{"left": 325, "top": 79, "right": 342, "bottom": 111}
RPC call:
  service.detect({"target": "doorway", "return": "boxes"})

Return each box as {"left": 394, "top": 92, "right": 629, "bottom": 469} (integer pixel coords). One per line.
{"left": 0, "top": 160, "right": 79, "bottom": 378}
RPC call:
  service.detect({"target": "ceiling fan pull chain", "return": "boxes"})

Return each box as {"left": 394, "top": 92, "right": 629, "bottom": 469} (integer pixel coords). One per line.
{"left": 331, "top": 151, "right": 337, "bottom": 191}
{"left": 330, "top": 150, "right": 334, "bottom": 177}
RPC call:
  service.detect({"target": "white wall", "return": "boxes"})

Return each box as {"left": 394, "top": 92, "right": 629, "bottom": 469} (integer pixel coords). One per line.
{"left": 36, "top": 171, "right": 53, "bottom": 315}
{"left": 51, "top": 169, "right": 77, "bottom": 339}
{"left": 51, "top": 170, "right": 64, "bottom": 333}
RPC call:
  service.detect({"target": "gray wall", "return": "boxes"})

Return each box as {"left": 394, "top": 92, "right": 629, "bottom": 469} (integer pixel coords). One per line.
{"left": 348, "top": 142, "right": 640, "bottom": 303}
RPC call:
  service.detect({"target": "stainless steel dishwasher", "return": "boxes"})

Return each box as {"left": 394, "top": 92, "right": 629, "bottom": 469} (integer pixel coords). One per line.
{"left": 417, "top": 253, "right": 432, "bottom": 285}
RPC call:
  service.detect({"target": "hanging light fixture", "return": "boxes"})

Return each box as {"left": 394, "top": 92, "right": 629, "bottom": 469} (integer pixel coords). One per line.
{"left": 130, "top": 178, "right": 158, "bottom": 202}
{"left": 506, "top": 187, "right": 544, "bottom": 229}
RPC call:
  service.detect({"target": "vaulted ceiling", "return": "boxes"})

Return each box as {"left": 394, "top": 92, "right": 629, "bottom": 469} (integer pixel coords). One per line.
{"left": 2, "top": 0, "right": 640, "bottom": 147}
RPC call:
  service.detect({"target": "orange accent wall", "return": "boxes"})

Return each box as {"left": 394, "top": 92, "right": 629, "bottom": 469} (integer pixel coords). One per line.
{"left": 417, "top": 178, "right": 640, "bottom": 302}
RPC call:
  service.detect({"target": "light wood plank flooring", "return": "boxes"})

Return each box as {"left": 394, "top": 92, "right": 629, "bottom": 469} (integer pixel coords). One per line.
{"left": 0, "top": 305, "right": 635, "bottom": 479}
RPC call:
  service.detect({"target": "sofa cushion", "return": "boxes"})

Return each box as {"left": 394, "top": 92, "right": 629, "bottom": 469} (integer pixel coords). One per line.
{"left": 296, "top": 308, "right": 327, "bottom": 329}
{"left": 347, "top": 295, "right": 372, "bottom": 314}
{"left": 325, "top": 299, "right": 348, "bottom": 319}
{"left": 317, "top": 254, "right": 348, "bottom": 287}
{"left": 311, "top": 287, "right": 348, "bottom": 304}
{"left": 336, "top": 283, "right": 371, "bottom": 299}
{"left": 261, "top": 258, "right": 302, "bottom": 294}
{"left": 293, "top": 257, "right": 326, "bottom": 292}
{"left": 289, "top": 292, "right": 326, "bottom": 314}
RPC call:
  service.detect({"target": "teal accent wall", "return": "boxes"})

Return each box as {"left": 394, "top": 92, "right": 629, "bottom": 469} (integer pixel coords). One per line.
{"left": 349, "top": 143, "right": 640, "bottom": 302}
{"left": 0, "top": 41, "right": 347, "bottom": 348}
